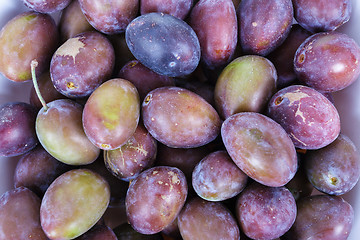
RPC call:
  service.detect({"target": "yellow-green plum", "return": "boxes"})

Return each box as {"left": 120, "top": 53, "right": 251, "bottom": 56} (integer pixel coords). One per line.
{"left": 0, "top": 11, "right": 58, "bottom": 82}
{"left": 36, "top": 99, "right": 100, "bottom": 165}
{"left": 82, "top": 78, "right": 140, "bottom": 150}
{"left": 40, "top": 169, "right": 110, "bottom": 240}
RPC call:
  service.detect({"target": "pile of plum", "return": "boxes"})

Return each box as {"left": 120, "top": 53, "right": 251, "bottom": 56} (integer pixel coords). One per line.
{"left": 0, "top": 0, "right": 359, "bottom": 239}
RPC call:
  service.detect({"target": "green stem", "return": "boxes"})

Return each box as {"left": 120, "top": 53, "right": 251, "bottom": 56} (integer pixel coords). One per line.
{"left": 31, "top": 60, "right": 48, "bottom": 111}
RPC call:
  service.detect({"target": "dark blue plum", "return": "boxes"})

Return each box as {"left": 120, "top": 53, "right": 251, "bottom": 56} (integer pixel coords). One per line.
{"left": 125, "top": 13, "right": 201, "bottom": 77}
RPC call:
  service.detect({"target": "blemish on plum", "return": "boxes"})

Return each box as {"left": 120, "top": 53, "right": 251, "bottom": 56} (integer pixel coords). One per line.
{"left": 101, "top": 144, "right": 110, "bottom": 149}
{"left": 274, "top": 96, "right": 284, "bottom": 105}
{"left": 298, "top": 53, "right": 305, "bottom": 64}
{"left": 66, "top": 81, "right": 77, "bottom": 89}
{"left": 144, "top": 94, "right": 152, "bottom": 105}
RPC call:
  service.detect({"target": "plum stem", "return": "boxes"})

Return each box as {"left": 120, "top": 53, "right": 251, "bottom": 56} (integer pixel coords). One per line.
{"left": 31, "top": 60, "right": 48, "bottom": 111}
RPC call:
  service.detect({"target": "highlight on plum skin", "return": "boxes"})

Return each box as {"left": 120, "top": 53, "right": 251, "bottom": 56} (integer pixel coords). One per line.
{"left": 0, "top": 102, "right": 38, "bottom": 157}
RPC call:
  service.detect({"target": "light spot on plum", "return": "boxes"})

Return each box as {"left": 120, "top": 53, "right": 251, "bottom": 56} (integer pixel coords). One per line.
{"left": 128, "top": 142, "right": 148, "bottom": 156}
{"left": 55, "top": 37, "right": 85, "bottom": 64}
{"left": 290, "top": 133, "right": 307, "bottom": 147}
{"left": 252, "top": 22, "right": 258, "bottom": 27}
{"left": 168, "top": 171, "right": 180, "bottom": 185}
{"left": 283, "top": 90, "right": 311, "bottom": 124}
{"left": 295, "top": 105, "right": 306, "bottom": 123}
{"left": 101, "top": 143, "right": 111, "bottom": 149}
{"left": 282, "top": 91, "right": 309, "bottom": 106}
